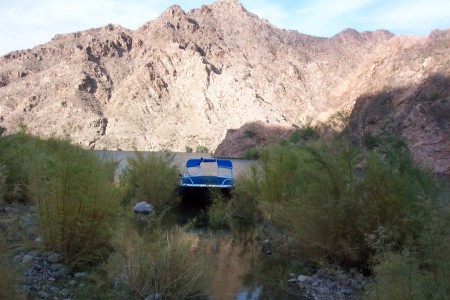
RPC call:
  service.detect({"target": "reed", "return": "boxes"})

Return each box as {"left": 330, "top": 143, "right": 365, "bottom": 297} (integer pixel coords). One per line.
{"left": 111, "top": 222, "right": 213, "bottom": 299}
{"left": 121, "top": 152, "right": 179, "bottom": 209}
{"left": 28, "top": 138, "right": 120, "bottom": 268}
{"left": 248, "top": 137, "right": 445, "bottom": 269}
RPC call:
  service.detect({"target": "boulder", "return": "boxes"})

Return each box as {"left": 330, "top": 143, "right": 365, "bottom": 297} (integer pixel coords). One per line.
{"left": 133, "top": 201, "right": 154, "bottom": 214}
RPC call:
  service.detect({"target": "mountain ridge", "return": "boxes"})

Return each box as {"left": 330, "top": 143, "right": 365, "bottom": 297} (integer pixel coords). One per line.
{"left": 0, "top": 1, "right": 448, "bottom": 174}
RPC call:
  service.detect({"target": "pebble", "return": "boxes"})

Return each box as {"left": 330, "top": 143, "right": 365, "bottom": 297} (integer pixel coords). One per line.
{"left": 287, "top": 268, "right": 372, "bottom": 299}
{"left": 68, "top": 280, "right": 77, "bottom": 286}
{"left": 297, "top": 275, "right": 312, "bottom": 282}
{"left": 37, "top": 291, "right": 49, "bottom": 299}
{"left": 47, "top": 253, "right": 62, "bottom": 263}
{"left": 74, "top": 272, "right": 87, "bottom": 278}
{"left": 145, "top": 293, "right": 162, "bottom": 300}
{"left": 22, "top": 255, "right": 34, "bottom": 264}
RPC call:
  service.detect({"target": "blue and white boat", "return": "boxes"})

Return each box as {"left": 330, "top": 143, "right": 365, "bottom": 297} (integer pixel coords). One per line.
{"left": 179, "top": 158, "right": 234, "bottom": 188}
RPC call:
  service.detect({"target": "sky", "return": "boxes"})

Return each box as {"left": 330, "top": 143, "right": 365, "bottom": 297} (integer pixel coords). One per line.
{"left": 1, "top": 0, "right": 449, "bottom": 56}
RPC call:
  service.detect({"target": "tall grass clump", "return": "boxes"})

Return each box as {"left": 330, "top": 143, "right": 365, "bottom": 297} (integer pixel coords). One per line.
{"left": 0, "top": 162, "right": 6, "bottom": 203}
{"left": 365, "top": 177, "right": 450, "bottom": 299}
{"left": 28, "top": 138, "right": 120, "bottom": 268}
{"left": 243, "top": 147, "right": 260, "bottom": 160}
{"left": 253, "top": 137, "right": 445, "bottom": 269}
{"left": 0, "top": 228, "right": 24, "bottom": 299}
{"left": 110, "top": 222, "right": 213, "bottom": 299}
{"left": 0, "top": 131, "right": 34, "bottom": 203}
{"left": 207, "top": 189, "right": 230, "bottom": 229}
{"left": 121, "top": 152, "right": 179, "bottom": 209}
{"left": 207, "top": 166, "right": 261, "bottom": 229}
{"left": 367, "top": 229, "right": 450, "bottom": 300}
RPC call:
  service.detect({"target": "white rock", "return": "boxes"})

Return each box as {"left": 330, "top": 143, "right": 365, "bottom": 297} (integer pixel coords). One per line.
{"left": 133, "top": 201, "right": 154, "bottom": 214}
{"left": 297, "top": 275, "right": 312, "bottom": 282}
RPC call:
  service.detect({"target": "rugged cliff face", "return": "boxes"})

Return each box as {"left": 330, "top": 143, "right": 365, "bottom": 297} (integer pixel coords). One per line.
{"left": 345, "top": 30, "right": 450, "bottom": 175}
{"left": 0, "top": 0, "right": 448, "bottom": 173}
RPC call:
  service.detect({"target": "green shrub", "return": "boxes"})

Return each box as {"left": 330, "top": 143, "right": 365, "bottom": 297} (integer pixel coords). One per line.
{"left": 244, "top": 129, "right": 256, "bottom": 138}
{"left": 121, "top": 152, "right": 179, "bottom": 209}
{"left": 243, "top": 147, "right": 260, "bottom": 160}
{"left": 250, "top": 138, "right": 443, "bottom": 268}
{"left": 0, "top": 229, "right": 24, "bottom": 300}
{"left": 0, "top": 133, "right": 34, "bottom": 203}
{"left": 289, "top": 122, "right": 319, "bottom": 144}
{"left": 196, "top": 145, "right": 209, "bottom": 153}
{"left": 185, "top": 146, "right": 193, "bottom": 153}
{"left": 367, "top": 244, "right": 450, "bottom": 300}
{"left": 227, "top": 167, "right": 261, "bottom": 227}
{"left": 28, "top": 138, "right": 120, "bottom": 268}
{"left": 111, "top": 224, "right": 213, "bottom": 299}
{"left": 0, "top": 163, "right": 6, "bottom": 203}
{"left": 207, "top": 189, "right": 230, "bottom": 229}
{"left": 363, "top": 133, "right": 380, "bottom": 150}
{"left": 207, "top": 167, "right": 261, "bottom": 229}
{"left": 366, "top": 192, "right": 450, "bottom": 299}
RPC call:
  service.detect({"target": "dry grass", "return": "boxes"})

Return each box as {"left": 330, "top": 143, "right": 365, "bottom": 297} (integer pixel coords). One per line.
{"left": 110, "top": 220, "right": 213, "bottom": 299}
{"left": 28, "top": 139, "right": 120, "bottom": 268}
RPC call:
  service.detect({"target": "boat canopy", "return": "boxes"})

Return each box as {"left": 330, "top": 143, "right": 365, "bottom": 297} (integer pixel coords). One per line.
{"left": 185, "top": 158, "right": 233, "bottom": 169}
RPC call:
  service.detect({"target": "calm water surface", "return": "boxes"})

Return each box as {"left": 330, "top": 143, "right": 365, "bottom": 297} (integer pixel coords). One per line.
{"left": 97, "top": 151, "right": 255, "bottom": 177}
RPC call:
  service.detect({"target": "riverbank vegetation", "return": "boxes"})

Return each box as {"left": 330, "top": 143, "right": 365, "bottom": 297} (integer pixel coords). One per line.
{"left": 1, "top": 125, "right": 449, "bottom": 298}
{"left": 0, "top": 130, "right": 210, "bottom": 299}
{"left": 120, "top": 152, "right": 179, "bottom": 209}
{"left": 210, "top": 122, "right": 449, "bottom": 298}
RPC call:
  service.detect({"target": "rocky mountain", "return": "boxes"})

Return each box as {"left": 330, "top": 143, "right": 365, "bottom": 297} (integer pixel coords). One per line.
{"left": 0, "top": 0, "right": 448, "bottom": 174}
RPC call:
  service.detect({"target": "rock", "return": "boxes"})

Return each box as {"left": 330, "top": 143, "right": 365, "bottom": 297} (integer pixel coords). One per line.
{"left": 349, "top": 278, "right": 360, "bottom": 290}
{"left": 297, "top": 275, "right": 312, "bottom": 282}
{"left": 74, "top": 272, "right": 87, "bottom": 278}
{"left": 288, "top": 278, "right": 297, "bottom": 284}
{"left": 27, "top": 249, "right": 42, "bottom": 257}
{"left": 288, "top": 273, "right": 296, "bottom": 279}
{"left": 342, "top": 288, "right": 353, "bottom": 295}
{"left": 68, "top": 279, "right": 77, "bottom": 285}
{"left": 13, "top": 254, "right": 23, "bottom": 264}
{"left": 1, "top": 0, "right": 447, "bottom": 177}
{"left": 22, "top": 215, "right": 35, "bottom": 226}
{"left": 47, "top": 253, "right": 61, "bottom": 263}
{"left": 316, "top": 269, "right": 328, "bottom": 279}
{"left": 49, "top": 263, "right": 64, "bottom": 271}
{"left": 145, "top": 293, "right": 162, "bottom": 300}
{"left": 37, "top": 291, "right": 49, "bottom": 299}
{"left": 133, "top": 201, "right": 154, "bottom": 214}
{"left": 52, "top": 265, "right": 70, "bottom": 278}
{"left": 22, "top": 254, "right": 34, "bottom": 263}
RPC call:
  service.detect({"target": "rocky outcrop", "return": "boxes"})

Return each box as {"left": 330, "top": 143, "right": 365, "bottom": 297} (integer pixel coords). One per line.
{"left": 343, "top": 30, "right": 450, "bottom": 175}
{"left": 0, "top": 0, "right": 448, "bottom": 173}
{"left": 0, "top": 1, "right": 392, "bottom": 150}
{"left": 214, "top": 121, "right": 293, "bottom": 158}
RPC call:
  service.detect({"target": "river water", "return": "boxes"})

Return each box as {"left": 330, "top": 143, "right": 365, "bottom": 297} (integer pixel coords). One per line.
{"left": 97, "top": 151, "right": 266, "bottom": 299}
{"left": 97, "top": 151, "right": 255, "bottom": 178}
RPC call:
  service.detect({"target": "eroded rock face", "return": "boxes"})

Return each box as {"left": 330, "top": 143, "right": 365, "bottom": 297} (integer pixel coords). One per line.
{"left": 344, "top": 31, "right": 450, "bottom": 175}
{"left": 0, "top": 1, "right": 448, "bottom": 173}
{"left": 214, "top": 121, "right": 293, "bottom": 158}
